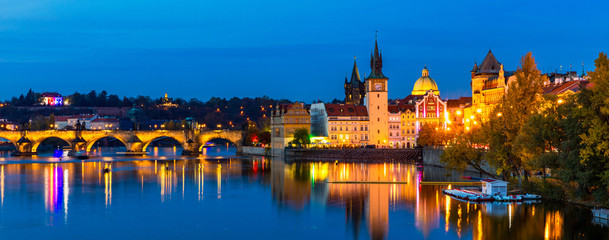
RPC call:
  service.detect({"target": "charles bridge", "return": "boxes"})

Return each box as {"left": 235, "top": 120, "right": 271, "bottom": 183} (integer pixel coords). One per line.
{"left": 0, "top": 129, "right": 244, "bottom": 156}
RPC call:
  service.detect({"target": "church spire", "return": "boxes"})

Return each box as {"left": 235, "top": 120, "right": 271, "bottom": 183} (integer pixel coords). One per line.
{"left": 350, "top": 57, "right": 361, "bottom": 83}
{"left": 368, "top": 33, "right": 386, "bottom": 79}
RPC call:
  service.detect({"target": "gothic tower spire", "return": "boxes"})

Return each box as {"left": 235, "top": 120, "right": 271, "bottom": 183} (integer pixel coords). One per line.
{"left": 368, "top": 33, "right": 386, "bottom": 79}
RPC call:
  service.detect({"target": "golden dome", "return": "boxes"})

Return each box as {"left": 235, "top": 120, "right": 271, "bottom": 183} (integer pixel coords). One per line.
{"left": 411, "top": 67, "right": 440, "bottom": 95}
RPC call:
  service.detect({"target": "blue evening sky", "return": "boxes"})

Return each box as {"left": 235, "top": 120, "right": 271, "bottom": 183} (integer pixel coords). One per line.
{"left": 0, "top": 0, "right": 607, "bottom": 102}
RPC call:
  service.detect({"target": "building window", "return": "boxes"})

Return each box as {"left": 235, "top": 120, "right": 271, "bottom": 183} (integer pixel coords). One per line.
{"left": 274, "top": 128, "right": 280, "bottom": 137}
{"left": 377, "top": 130, "right": 380, "bottom": 134}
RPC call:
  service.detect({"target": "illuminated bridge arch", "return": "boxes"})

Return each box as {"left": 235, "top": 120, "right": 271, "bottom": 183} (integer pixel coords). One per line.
{"left": 85, "top": 135, "right": 129, "bottom": 152}
{"left": 142, "top": 136, "right": 185, "bottom": 151}
{"left": 31, "top": 136, "right": 72, "bottom": 153}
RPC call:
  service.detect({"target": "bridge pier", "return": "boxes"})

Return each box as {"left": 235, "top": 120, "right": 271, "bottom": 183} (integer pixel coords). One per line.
{"left": 11, "top": 151, "right": 36, "bottom": 156}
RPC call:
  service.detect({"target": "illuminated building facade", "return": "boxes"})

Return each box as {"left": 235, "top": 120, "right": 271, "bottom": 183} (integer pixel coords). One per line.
{"left": 388, "top": 106, "right": 401, "bottom": 148}
{"left": 466, "top": 50, "right": 513, "bottom": 126}
{"left": 55, "top": 114, "right": 98, "bottom": 130}
{"left": 325, "top": 103, "right": 369, "bottom": 146}
{"left": 40, "top": 92, "right": 63, "bottom": 106}
{"left": 400, "top": 107, "right": 417, "bottom": 148}
{"left": 270, "top": 102, "right": 310, "bottom": 155}
{"left": 344, "top": 59, "right": 366, "bottom": 105}
{"left": 0, "top": 119, "right": 18, "bottom": 130}
{"left": 90, "top": 118, "right": 119, "bottom": 130}
{"left": 446, "top": 97, "right": 471, "bottom": 130}
{"left": 158, "top": 93, "right": 178, "bottom": 108}
{"left": 365, "top": 37, "right": 389, "bottom": 147}
{"left": 389, "top": 67, "right": 448, "bottom": 147}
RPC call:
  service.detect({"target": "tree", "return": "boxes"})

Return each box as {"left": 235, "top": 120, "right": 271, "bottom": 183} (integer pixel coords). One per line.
{"left": 164, "top": 121, "right": 177, "bottom": 130}
{"left": 417, "top": 122, "right": 442, "bottom": 146}
{"left": 579, "top": 53, "right": 609, "bottom": 201}
{"left": 440, "top": 128, "right": 495, "bottom": 177}
{"left": 291, "top": 128, "right": 310, "bottom": 147}
{"left": 259, "top": 131, "right": 271, "bottom": 145}
{"left": 108, "top": 94, "right": 121, "bottom": 107}
{"left": 416, "top": 122, "right": 459, "bottom": 146}
{"left": 485, "top": 52, "right": 547, "bottom": 178}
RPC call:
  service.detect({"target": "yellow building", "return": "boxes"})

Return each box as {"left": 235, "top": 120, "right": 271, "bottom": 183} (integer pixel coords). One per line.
{"left": 400, "top": 107, "right": 417, "bottom": 148}
{"left": 467, "top": 50, "right": 512, "bottom": 126}
{"left": 365, "top": 37, "right": 389, "bottom": 147}
{"left": 325, "top": 104, "right": 369, "bottom": 146}
{"left": 270, "top": 102, "right": 310, "bottom": 155}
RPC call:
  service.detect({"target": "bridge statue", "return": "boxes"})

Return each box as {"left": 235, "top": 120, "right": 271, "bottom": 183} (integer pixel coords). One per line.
{"left": 0, "top": 129, "right": 244, "bottom": 156}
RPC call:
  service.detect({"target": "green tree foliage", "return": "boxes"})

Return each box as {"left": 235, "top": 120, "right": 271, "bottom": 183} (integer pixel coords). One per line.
{"left": 484, "top": 52, "right": 547, "bottom": 177}
{"left": 29, "top": 115, "right": 55, "bottom": 130}
{"left": 291, "top": 128, "right": 311, "bottom": 147}
{"left": 3, "top": 90, "right": 292, "bottom": 130}
{"left": 440, "top": 127, "right": 495, "bottom": 177}
{"left": 417, "top": 122, "right": 463, "bottom": 147}
{"left": 417, "top": 122, "right": 446, "bottom": 146}
{"left": 579, "top": 53, "right": 609, "bottom": 201}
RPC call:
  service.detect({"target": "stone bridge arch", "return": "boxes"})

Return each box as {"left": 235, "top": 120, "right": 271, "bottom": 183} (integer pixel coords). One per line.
{"left": 0, "top": 131, "right": 22, "bottom": 149}
{"left": 0, "top": 129, "right": 244, "bottom": 156}
{"left": 31, "top": 136, "right": 73, "bottom": 153}
{"left": 136, "top": 130, "right": 189, "bottom": 152}
{"left": 80, "top": 131, "right": 131, "bottom": 152}
{"left": 198, "top": 130, "right": 243, "bottom": 153}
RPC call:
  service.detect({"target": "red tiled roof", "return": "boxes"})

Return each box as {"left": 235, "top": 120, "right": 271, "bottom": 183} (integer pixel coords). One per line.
{"left": 545, "top": 80, "right": 589, "bottom": 95}
{"left": 447, "top": 97, "right": 472, "bottom": 108}
{"left": 388, "top": 105, "right": 399, "bottom": 113}
{"left": 55, "top": 114, "right": 97, "bottom": 122}
{"left": 325, "top": 104, "right": 368, "bottom": 117}
{"left": 55, "top": 116, "right": 70, "bottom": 121}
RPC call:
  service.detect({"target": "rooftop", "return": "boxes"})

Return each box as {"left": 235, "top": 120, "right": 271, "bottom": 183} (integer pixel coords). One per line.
{"left": 325, "top": 104, "right": 368, "bottom": 117}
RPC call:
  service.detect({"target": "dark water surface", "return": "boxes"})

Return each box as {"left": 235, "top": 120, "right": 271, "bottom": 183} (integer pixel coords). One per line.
{"left": 0, "top": 147, "right": 606, "bottom": 239}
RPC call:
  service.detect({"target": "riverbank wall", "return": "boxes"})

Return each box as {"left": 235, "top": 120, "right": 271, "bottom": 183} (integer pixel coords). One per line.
{"left": 422, "top": 148, "right": 494, "bottom": 174}
{"left": 284, "top": 148, "right": 422, "bottom": 163}
{"left": 241, "top": 146, "right": 267, "bottom": 156}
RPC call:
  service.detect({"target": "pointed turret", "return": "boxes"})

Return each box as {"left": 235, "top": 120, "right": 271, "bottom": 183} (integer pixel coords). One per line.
{"left": 350, "top": 59, "right": 361, "bottom": 85}
{"left": 471, "top": 61, "right": 479, "bottom": 72}
{"left": 479, "top": 49, "right": 501, "bottom": 73}
{"left": 368, "top": 36, "right": 386, "bottom": 79}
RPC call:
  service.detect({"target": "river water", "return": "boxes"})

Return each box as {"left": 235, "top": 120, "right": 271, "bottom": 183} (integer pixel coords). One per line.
{"left": 0, "top": 147, "right": 606, "bottom": 239}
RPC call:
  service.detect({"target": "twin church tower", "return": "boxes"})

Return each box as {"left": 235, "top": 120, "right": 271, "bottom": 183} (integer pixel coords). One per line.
{"left": 344, "top": 37, "right": 389, "bottom": 146}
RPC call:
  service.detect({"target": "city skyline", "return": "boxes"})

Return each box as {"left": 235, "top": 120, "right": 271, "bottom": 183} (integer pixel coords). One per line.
{"left": 1, "top": 0, "right": 607, "bottom": 101}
